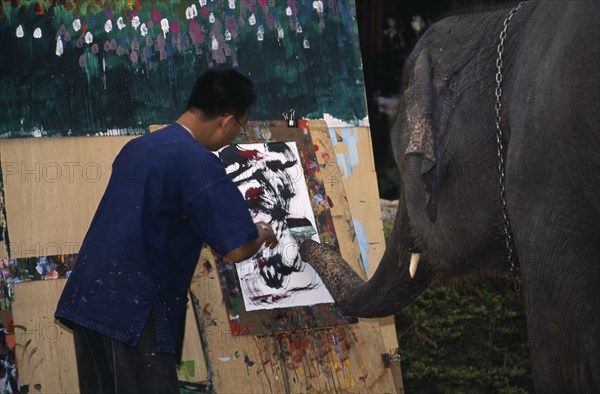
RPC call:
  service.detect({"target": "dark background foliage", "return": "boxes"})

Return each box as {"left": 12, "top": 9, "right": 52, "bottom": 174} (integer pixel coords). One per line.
{"left": 367, "top": 1, "right": 534, "bottom": 392}
{"left": 395, "top": 276, "right": 533, "bottom": 393}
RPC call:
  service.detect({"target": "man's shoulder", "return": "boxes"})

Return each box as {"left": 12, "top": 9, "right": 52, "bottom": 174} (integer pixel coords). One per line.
{"left": 137, "top": 123, "right": 185, "bottom": 144}
{"left": 126, "top": 124, "right": 212, "bottom": 159}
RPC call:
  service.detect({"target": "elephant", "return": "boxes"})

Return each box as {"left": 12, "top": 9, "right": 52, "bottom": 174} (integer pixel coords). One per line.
{"left": 300, "top": 1, "right": 599, "bottom": 392}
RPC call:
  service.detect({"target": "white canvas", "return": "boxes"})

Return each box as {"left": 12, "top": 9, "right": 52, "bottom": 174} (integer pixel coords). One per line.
{"left": 216, "top": 142, "right": 334, "bottom": 311}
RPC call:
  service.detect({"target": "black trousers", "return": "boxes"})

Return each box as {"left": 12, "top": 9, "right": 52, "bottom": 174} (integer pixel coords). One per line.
{"left": 71, "top": 311, "right": 179, "bottom": 394}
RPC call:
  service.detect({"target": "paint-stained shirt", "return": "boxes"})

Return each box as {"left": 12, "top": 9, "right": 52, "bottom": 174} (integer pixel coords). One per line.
{"left": 55, "top": 123, "right": 258, "bottom": 354}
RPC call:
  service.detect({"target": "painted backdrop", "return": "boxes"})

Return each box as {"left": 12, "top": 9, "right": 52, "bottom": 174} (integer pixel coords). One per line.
{"left": 0, "top": 0, "right": 366, "bottom": 137}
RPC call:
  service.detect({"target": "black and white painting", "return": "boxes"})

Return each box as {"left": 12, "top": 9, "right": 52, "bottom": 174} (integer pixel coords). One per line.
{"left": 217, "top": 142, "right": 334, "bottom": 311}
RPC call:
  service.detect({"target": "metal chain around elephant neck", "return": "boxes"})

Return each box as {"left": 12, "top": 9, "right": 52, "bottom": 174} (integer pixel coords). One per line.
{"left": 494, "top": 1, "right": 528, "bottom": 292}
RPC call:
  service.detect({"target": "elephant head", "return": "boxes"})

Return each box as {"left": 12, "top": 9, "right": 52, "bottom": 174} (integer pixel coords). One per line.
{"left": 301, "top": 1, "right": 600, "bottom": 392}
{"left": 301, "top": 11, "right": 511, "bottom": 317}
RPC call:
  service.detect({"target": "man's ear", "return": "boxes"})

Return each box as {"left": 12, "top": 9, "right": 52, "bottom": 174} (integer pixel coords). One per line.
{"left": 219, "top": 114, "right": 235, "bottom": 132}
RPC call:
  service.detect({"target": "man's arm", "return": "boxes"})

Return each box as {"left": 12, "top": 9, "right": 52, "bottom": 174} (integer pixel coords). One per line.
{"left": 223, "top": 222, "right": 278, "bottom": 263}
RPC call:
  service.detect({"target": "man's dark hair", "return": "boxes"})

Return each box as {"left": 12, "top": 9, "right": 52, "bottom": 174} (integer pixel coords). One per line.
{"left": 186, "top": 68, "right": 256, "bottom": 119}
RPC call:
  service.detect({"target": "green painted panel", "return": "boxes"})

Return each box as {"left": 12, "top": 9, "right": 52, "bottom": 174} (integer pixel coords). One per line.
{"left": 0, "top": 0, "right": 366, "bottom": 137}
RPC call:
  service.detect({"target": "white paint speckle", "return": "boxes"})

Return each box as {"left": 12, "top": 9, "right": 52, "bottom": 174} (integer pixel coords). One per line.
{"left": 211, "top": 35, "right": 218, "bottom": 50}
{"left": 249, "top": 13, "right": 256, "bottom": 26}
{"left": 323, "top": 113, "right": 370, "bottom": 127}
{"left": 104, "top": 20, "right": 113, "bottom": 33}
{"left": 257, "top": 25, "right": 264, "bottom": 41}
{"left": 228, "top": 0, "right": 235, "bottom": 9}
{"left": 285, "top": 6, "right": 292, "bottom": 16}
{"left": 277, "top": 27, "right": 284, "bottom": 39}
{"left": 72, "top": 19, "right": 81, "bottom": 32}
{"left": 313, "top": 0, "right": 324, "bottom": 13}
{"left": 161, "top": 18, "right": 169, "bottom": 38}
{"left": 296, "top": 24, "right": 303, "bottom": 33}
{"left": 209, "top": 12, "right": 215, "bottom": 23}
{"left": 132, "top": 16, "right": 141, "bottom": 30}
{"left": 303, "top": 36, "right": 310, "bottom": 49}
{"left": 56, "top": 36, "right": 64, "bottom": 56}
{"left": 200, "top": 0, "right": 207, "bottom": 6}
{"left": 140, "top": 23, "right": 148, "bottom": 36}
{"left": 85, "top": 31, "right": 93, "bottom": 44}
{"left": 33, "top": 28, "right": 42, "bottom": 39}
{"left": 16, "top": 25, "right": 24, "bottom": 38}
{"left": 186, "top": 5, "right": 198, "bottom": 19}
{"left": 117, "top": 17, "right": 126, "bottom": 30}
{"left": 225, "top": 30, "right": 232, "bottom": 41}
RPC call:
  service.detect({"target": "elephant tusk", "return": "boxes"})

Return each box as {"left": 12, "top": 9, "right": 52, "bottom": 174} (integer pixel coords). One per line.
{"left": 409, "top": 253, "right": 421, "bottom": 279}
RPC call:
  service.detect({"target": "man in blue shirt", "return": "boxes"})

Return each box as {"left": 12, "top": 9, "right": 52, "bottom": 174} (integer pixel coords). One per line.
{"left": 55, "top": 69, "right": 277, "bottom": 393}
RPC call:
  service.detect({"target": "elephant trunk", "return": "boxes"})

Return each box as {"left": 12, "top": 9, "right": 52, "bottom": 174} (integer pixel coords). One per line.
{"left": 300, "top": 215, "right": 434, "bottom": 317}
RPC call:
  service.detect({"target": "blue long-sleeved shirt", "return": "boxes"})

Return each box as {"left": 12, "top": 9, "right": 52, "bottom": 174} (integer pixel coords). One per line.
{"left": 55, "top": 123, "right": 257, "bottom": 353}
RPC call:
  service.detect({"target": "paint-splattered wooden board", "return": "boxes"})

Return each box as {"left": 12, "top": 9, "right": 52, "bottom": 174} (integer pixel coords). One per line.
{"left": 10, "top": 279, "right": 76, "bottom": 393}
{"left": 322, "top": 126, "right": 386, "bottom": 279}
{"left": 211, "top": 123, "right": 356, "bottom": 336}
{"left": 0, "top": 136, "right": 135, "bottom": 260}
{"left": 192, "top": 247, "right": 397, "bottom": 393}
{"left": 9, "top": 278, "right": 208, "bottom": 392}
{"left": 309, "top": 121, "right": 403, "bottom": 389}
{"left": 312, "top": 123, "right": 399, "bottom": 350}
{"left": 190, "top": 120, "right": 396, "bottom": 393}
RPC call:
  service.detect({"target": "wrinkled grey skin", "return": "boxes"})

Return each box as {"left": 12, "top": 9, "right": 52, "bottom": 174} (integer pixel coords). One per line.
{"left": 300, "top": 1, "right": 599, "bottom": 392}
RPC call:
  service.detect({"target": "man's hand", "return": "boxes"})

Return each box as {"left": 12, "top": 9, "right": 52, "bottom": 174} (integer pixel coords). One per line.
{"left": 256, "top": 221, "right": 278, "bottom": 249}
{"left": 222, "top": 221, "right": 278, "bottom": 263}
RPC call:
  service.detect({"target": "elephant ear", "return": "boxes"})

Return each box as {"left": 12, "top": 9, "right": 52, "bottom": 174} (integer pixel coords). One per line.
{"left": 403, "top": 49, "right": 442, "bottom": 222}
{"left": 404, "top": 49, "right": 436, "bottom": 174}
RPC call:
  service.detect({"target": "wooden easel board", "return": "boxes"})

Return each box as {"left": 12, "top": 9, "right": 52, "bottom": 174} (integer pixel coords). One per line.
{"left": 323, "top": 125, "right": 399, "bottom": 353}
{"left": 1, "top": 121, "right": 397, "bottom": 393}
{"left": 187, "top": 120, "right": 395, "bottom": 393}
{"left": 0, "top": 136, "right": 135, "bottom": 260}
{"left": 10, "top": 279, "right": 76, "bottom": 393}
